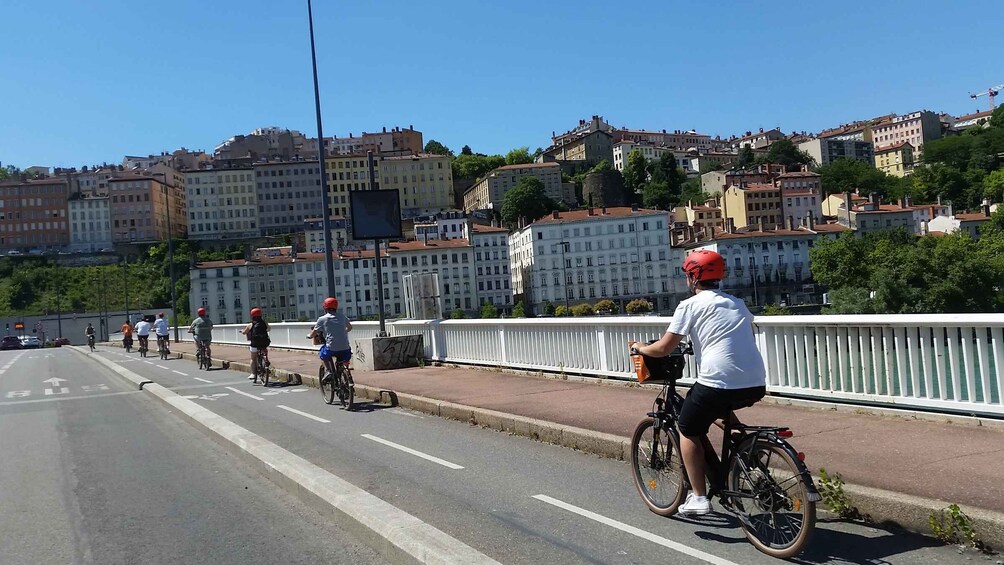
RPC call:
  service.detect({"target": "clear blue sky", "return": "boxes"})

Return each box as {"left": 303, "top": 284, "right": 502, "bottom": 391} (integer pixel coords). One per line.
{"left": 2, "top": 0, "right": 1000, "bottom": 169}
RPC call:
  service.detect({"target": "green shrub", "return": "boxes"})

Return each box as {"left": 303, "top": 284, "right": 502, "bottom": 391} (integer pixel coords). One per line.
{"left": 570, "top": 303, "right": 594, "bottom": 317}
{"left": 554, "top": 305, "right": 569, "bottom": 317}
{"left": 625, "top": 299, "right": 653, "bottom": 314}
{"left": 512, "top": 301, "right": 526, "bottom": 318}
{"left": 593, "top": 299, "right": 617, "bottom": 315}
{"left": 450, "top": 307, "right": 465, "bottom": 319}
{"left": 541, "top": 300, "right": 555, "bottom": 316}
{"left": 480, "top": 302, "right": 498, "bottom": 319}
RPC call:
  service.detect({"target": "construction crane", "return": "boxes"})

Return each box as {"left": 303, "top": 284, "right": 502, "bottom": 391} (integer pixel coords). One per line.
{"left": 970, "top": 83, "right": 1004, "bottom": 111}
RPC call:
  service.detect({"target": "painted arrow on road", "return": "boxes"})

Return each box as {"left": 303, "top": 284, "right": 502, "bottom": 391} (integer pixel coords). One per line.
{"left": 43, "top": 377, "right": 68, "bottom": 396}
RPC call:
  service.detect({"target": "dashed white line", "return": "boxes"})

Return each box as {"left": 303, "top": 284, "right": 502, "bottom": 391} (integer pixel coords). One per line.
{"left": 225, "top": 386, "right": 264, "bottom": 401}
{"left": 277, "top": 405, "right": 331, "bottom": 423}
{"left": 193, "top": 377, "right": 213, "bottom": 384}
{"left": 143, "top": 360, "right": 154, "bottom": 365}
{"left": 389, "top": 409, "right": 424, "bottom": 419}
{"left": 156, "top": 364, "right": 169, "bottom": 369}
{"left": 361, "top": 434, "right": 464, "bottom": 470}
{"left": 532, "top": 495, "right": 738, "bottom": 565}
{"left": 172, "top": 370, "right": 188, "bottom": 376}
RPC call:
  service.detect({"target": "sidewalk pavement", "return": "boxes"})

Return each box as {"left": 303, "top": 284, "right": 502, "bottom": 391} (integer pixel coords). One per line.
{"left": 157, "top": 341, "right": 1004, "bottom": 541}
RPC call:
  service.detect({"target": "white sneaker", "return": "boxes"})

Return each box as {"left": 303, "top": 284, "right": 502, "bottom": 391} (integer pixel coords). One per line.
{"left": 679, "top": 493, "right": 712, "bottom": 516}
{"left": 248, "top": 374, "right": 256, "bottom": 380}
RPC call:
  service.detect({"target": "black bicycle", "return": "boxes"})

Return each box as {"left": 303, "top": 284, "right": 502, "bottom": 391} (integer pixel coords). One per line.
{"left": 253, "top": 348, "right": 271, "bottom": 386}
{"left": 629, "top": 343, "right": 820, "bottom": 559}
{"left": 137, "top": 335, "right": 149, "bottom": 358}
{"left": 87, "top": 334, "right": 96, "bottom": 352}
{"left": 157, "top": 335, "right": 169, "bottom": 360}
{"left": 195, "top": 341, "right": 211, "bottom": 371}
{"left": 319, "top": 359, "right": 353, "bottom": 409}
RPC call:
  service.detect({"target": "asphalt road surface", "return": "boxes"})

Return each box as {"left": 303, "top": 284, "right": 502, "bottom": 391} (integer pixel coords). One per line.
{"left": 36, "top": 344, "right": 987, "bottom": 565}
{"left": 0, "top": 347, "right": 387, "bottom": 565}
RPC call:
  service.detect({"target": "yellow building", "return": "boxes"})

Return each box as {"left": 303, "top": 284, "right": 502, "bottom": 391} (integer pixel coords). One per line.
{"left": 324, "top": 152, "right": 453, "bottom": 219}
{"left": 721, "top": 183, "right": 782, "bottom": 229}
{"left": 673, "top": 200, "right": 723, "bottom": 232}
{"left": 874, "top": 142, "right": 914, "bottom": 177}
{"left": 325, "top": 154, "right": 379, "bottom": 217}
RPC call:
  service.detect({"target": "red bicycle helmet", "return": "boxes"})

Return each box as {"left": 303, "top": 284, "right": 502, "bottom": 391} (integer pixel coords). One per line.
{"left": 197, "top": 307, "right": 207, "bottom": 316}
{"left": 250, "top": 307, "right": 263, "bottom": 318}
{"left": 682, "top": 250, "right": 725, "bottom": 282}
{"left": 323, "top": 297, "right": 338, "bottom": 310}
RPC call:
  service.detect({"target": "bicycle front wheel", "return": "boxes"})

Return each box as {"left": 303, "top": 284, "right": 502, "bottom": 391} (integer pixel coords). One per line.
{"left": 260, "top": 360, "right": 270, "bottom": 387}
{"left": 319, "top": 366, "right": 335, "bottom": 405}
{"left": 630, "top": 419, "right": 686, "bottom": 516}
{"left": 728, "top": 440, "right": 815, "bottom": 559}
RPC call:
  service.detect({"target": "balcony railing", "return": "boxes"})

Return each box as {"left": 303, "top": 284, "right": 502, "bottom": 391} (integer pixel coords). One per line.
{"left": 190, "top": 314, "right": 1004, "bottom": 417}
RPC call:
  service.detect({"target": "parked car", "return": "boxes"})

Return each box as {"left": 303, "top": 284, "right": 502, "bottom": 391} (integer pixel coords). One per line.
{"left": 1, "top": 336, "right": 23, "bottom": 350}
{"left": 20, "top": 336, "right": 41, "bottom": 349}
{"left": 6, "top": 250, "right": 22, "bottom": 256}
{"left": 28, "top": 248, "right": 45, "bottom": 256}
{"left": 53, "top": 337, "right": 71, "bottom": 347}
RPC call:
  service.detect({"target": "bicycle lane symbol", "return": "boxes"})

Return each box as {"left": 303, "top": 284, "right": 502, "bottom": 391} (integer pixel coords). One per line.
{"left": 181, "top": 393, "right": 230, "bottom": 401}
{"left": 261, "top": 388, "right": 308, "bottom": 396}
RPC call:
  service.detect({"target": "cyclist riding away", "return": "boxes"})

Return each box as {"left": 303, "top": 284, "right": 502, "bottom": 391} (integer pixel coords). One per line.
{"left": 134, "top": 316, "right": 152, "bottom": 353}
{"left": 85, "top": 323, "right": 96, "bottom": 348}
{"left": 153, "top": 312, "right": 171, "bottom": 355}
{"left": 633, "top": 249, "right": 766, "bottom": 516}
{"left": 242, "top": 307, "right": 271, "bottom": 381}
{"left": 121, "top": 319, "right": 133, "bottom": 349}
{"left": 189, "top": 307, "right": 214, "bottom": 367}
{"left": 307, "top": 297, "right": 352, "bottom": 378}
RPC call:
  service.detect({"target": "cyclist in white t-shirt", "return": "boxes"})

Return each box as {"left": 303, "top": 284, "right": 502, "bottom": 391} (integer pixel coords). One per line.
{"left": 634, "top": 249, "right": 766, "bottom": 516}
{"left": 153, "top": 312, "right": 171, "bottom": 354}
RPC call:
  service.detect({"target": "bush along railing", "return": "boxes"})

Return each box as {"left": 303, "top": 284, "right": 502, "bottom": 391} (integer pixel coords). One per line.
{"left": 193, "top": 314, "right": 1004, "bottom": 417}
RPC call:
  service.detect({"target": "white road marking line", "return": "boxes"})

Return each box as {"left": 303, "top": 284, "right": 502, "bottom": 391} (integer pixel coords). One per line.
{"left": 156, "top": 364, "right": 169, "bottom": 369}
{"left": 361, "top": 434, "right": 464, "bottom": 470}
{"left": 172, "top": 370, "right": 188, "bottom": 376}
{"left": 532, "top": 495, "right": 739, "bottom": 565}
{"left": 277, "top": 405, "right": 330, "bottom": 423}
{"left": 390, "top": 409, "right": 424, "bottom": 419}
{"left": 193, "top": 377, "right": 213, "bottom": 384}
{"left": 225, "top": 386, "right": 264, "bottom": 401}
{"left": 143, "top": 360, "right": 154, "bottom": 365}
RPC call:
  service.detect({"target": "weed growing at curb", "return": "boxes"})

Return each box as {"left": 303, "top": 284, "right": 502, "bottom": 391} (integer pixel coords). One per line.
{"left": 818, "top": 468, "right": 861, "bottom": 520}
{"left": 416, "top": 356, "right": 425, "bottom": 368}
{"left": 929, "top": 504, "right": 992, "bottom": 553}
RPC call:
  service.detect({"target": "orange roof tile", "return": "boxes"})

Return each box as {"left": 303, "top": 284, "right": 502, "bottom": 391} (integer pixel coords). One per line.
{"left": 874, "top": 141, "right": 913, "bottom": 153}
{"left": 532, "top": 207, "right": 665, "bottom": 225}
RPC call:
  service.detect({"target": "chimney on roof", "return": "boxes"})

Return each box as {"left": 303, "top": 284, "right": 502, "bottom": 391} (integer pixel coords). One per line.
{"left": 759, "top": 127, "right": 764, "bottom": 133}
{"left": 984, "top": 202, "right": 992, "bottom": 218}
{"left": 631, "top": 204, "right": 639, "bottom": 213}
{"left": 600, "top": 206, "right": 607, "bottom": 215}
{"left": 671, "top": 228, "right": 681, "bottom": 247}
{"left": 551, "top": 210, "right": 560, "bottom": 220}
{"left": 687, "top": 225, "right": 695, "bottom": 241}
{"left": 587, "top": 207, "right": 595, "bottom": 216}
{"left": 786, "top": 216, "right": 794, "bottom": 231}
{"left": 726, "top": 217, "right": 736, "bottom": 234}
{"left": 806, "top": 211, "right": 816, "bottom": 230}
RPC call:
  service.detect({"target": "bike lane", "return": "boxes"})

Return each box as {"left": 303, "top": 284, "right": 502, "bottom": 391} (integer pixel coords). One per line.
{"left": 83, "top": 346, "right": 978, "bottom": 565}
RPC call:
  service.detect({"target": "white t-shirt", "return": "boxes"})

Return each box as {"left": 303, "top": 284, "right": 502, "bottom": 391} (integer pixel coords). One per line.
{"left": 667, "top": 290, "right": 766, "bottom": 390}
{"left": 134, "top": 320, "right": 152, "bottom": 337}
{"left": 153, "top": 318, "right": 170, "bottom": 336}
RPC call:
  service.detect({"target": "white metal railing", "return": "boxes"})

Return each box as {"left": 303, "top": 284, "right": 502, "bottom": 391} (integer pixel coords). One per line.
{"left": 194, "top": 314, "right": 1004, "bottom": 417}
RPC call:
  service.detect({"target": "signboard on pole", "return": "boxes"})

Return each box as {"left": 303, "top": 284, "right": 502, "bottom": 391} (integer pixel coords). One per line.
{"left": 349, "top": 190, "right": 402, "bottom": 240}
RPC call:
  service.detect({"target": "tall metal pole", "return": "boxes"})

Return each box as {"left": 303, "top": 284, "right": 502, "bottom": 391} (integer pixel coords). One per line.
{"left": 307, "top": 0, "right": 337, "bottom": 296}
{"left": 123, "top": 259, "right": 130, "bottom": 324}
{"left": 165, "top": 184, "right": 180, "bottom": 342}
{"left": 367, "top": 151, "right": 388, "bottom": 336}
{"left": 558, "top": 241, "right": 570, "bottom": 310}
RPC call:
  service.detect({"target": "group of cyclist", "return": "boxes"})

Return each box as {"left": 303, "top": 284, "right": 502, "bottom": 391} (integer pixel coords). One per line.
{"left": 104, "top": 298, "right": 350, "bottom": 384}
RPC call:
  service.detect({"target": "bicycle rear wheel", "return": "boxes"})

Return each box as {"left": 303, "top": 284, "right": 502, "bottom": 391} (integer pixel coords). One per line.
{"left": 630, "top": 419, "right": 686, "bottom": 516}
{"left": 727, "top": 440, "right": 815, "bottom": 559}
{"left": 336, "top": 366, "right": 354, "bottom": 410}
{"left": 319, "top": 366, "right": 335, "bottom": 405}
{"left": 260, "top": 358, "right": 270, "bottom": 387}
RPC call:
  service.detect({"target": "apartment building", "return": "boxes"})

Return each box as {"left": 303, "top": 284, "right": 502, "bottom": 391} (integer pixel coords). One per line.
{"left": 614, "top": 128, "right": 713, "bottom": 152}
{"left": 303, "top": 216, "right": 349, "bottom": 252}
{"left": 540, "top": 130, "right": 614, "bottom": 166}
{"left": 730, "top": 128, "right": 784, "bottom": 150}
{"left": 874, "top": 142, "right": 914, "bottom": 177}
{"left": 253, "top": 160, "right": 324, "bottom": 236}
{"left": 468, "top": 223, "right": 511, "bottom": 308}
{"left": 324, "top": 154, "right": 378, "bottom": 218}
{"left": 325, "top": 126, "right": 423, "bottom": 156}
{"left": 463, "top": 162, "right": 563, "bottom": 212}
{"left": 721, "top": 183, "right": 783, "bottom": 229}
{"left": 776, "top": 171, "right": 823, "bottom": 226}
{"left": 797, "top": 138, "right": 874, "bottom": 166}
{"left": 185, "top": 167, "right": 258, "bottom": 239}
{"left": 611, "top": 141, "right": 693, "bottom": 173}
{"left": 0, "top": 178, "right": 70, "bottom": 250}
{"left": 509, "top": 207, "right": 686, "bottom": 314}
{"left": 870, "top": 111, "right": 942, "bottom": 158}
{"left": 381, "top": 153, "right": 454, "bottom": 218}
{"left": 835, "top": 194, "right": 936, "bottom": 235}
{"left": 927, "top": 207, "right": 993, "bottom": 239}
{"left": 68, "top": 194, "right": 112, "bottom": 251}
{"left": 189, "top": 260, "right": 251, "bottom": 325}
{"left": 108, "top": 174, "right": 186, "bottom": 243}
{"left": 700, "top": 165, "right": 783, "bottom": 195}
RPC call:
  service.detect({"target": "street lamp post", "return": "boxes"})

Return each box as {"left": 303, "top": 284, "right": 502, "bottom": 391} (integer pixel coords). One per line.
{"left": 307, "top": 0, "right": 337, "bottom": 297}
{"left": 122, "top": 257, "right": 130, "bottom": 324}
{"left": 555, "top": 240, "right": 570, "bottom": 310}
{"left": 163, "top": 184, "right": 180, "bottom": 342}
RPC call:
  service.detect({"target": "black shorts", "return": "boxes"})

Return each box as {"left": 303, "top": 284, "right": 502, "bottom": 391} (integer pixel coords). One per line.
{"left": 678, "top": 383, "right": 766, "bottom": 437}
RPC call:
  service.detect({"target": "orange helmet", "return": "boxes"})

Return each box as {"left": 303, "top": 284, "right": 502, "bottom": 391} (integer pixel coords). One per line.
{"left": 250, "top": 307, "right": 263, "bottom": 318}
{"left": 197, "top": 307, "right": 207, "bottom": 316}
{"left": 323, "top": 297, "right": 338, "bottom": 310}
{"left": 683, "top": 250, "right": 725, "bottom": 282}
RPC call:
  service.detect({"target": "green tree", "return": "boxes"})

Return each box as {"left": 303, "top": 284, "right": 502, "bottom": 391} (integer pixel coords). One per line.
{"left": 593, "top": 299, "right": 617, "bottom": 315}
{"left": 480, "top": 302, "right": 498, "bottom": 318}
{"left": 500, "top": 177, "right": 555, "bottom": 226}
{"left": 541, "top": 300, "right": 556, "bottom": 316}
{"left": 984, "top": 169, "right": 1004, "bottom": 203}
{"left": 570, "top": 303, "right": 594, "bottom": 317}
{"left": 460, "top": 145, "right": 473, "bottom": 156}
{"left": 649, "top": 153, "right": 686, "bottom": 198}
{"left": 642, "top": 181, "right": 674, "bottom": 209}
{"left": 554, "top": 304, "right": 569, "bottom": 317}
{"left": 423, "top": 140, "right": 452, "bottom": 156}
{"left": 699, "top": 159, "right": 724, "bottom": 174}
{"left": 736, "top": 146, "right": 756, "bottom": 169}
{"left": 625, "top": 299, "right": 653, "bottom": 314}
{"left": 450, "top": 307, "right": 466, "bottom": 319}
{"left": 989, "top": 105, "right": 1004, "bottom": 129}
{"left": 512, "top": 301, "right": 526, "bottom": 318}
{"left": 505, "top": 147, "right": 534, "bottom": 165}
{"left": 532, "top": 147, "right": 544, "bottom": 161}
{"left": 760, "top": 139, "right": 814, "bottom": 171}
{"left": 817, "top": 158, "right": 890, "bottom": 197}
{"left": 679, "top": 178, "right": 711, "bottom": 205}
{"left": 592, "top": 159, "right": 612, "bottom": 172}
{"left": 911, "top": 163, "right": 970, "bottom": 208}
{"left": 622, "top": 150, "right": 649, "bottom": 196}
{"left": 760, "top": 304, "right": 792, "bottom": 315}
{"left": 452, "top": 154, "right": 505, "bottom": 180}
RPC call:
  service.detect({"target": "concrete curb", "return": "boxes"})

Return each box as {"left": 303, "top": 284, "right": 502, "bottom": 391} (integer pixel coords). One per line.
{"left": 82, "top": 347, "right": 501, "bottom": 565}
{"left": 68, "top": 346, "right": 152, "bottom": 389}
{"left": 114, "top": 344, "right": 1004, "bottom": 549}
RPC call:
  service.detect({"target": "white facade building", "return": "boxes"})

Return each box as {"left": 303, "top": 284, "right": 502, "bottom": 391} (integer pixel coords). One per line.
{"left": 509, "top": 207, "right": 687, "bottom": 314}
{"left": 68, "top": 195, "right": 112, "bottom": 251}
{"left": 185, "top": 167, "right": 258, "bottom": 240}
{"left": 189, "top": 260, "right": 251, "bottom": 326}
{"left": 468, "top": 224, "right": 512, "bottom": 308}
{"left": 612, "top": 141, "right": 693, "bottom": 173}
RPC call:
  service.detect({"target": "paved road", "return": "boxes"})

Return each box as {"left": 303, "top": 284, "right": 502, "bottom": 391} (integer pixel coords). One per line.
{"left": 0, "top": 348, "right": 387, "bottom": 565}
{"left": 65, "top": 345, "right": 984, "bottom": 565}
